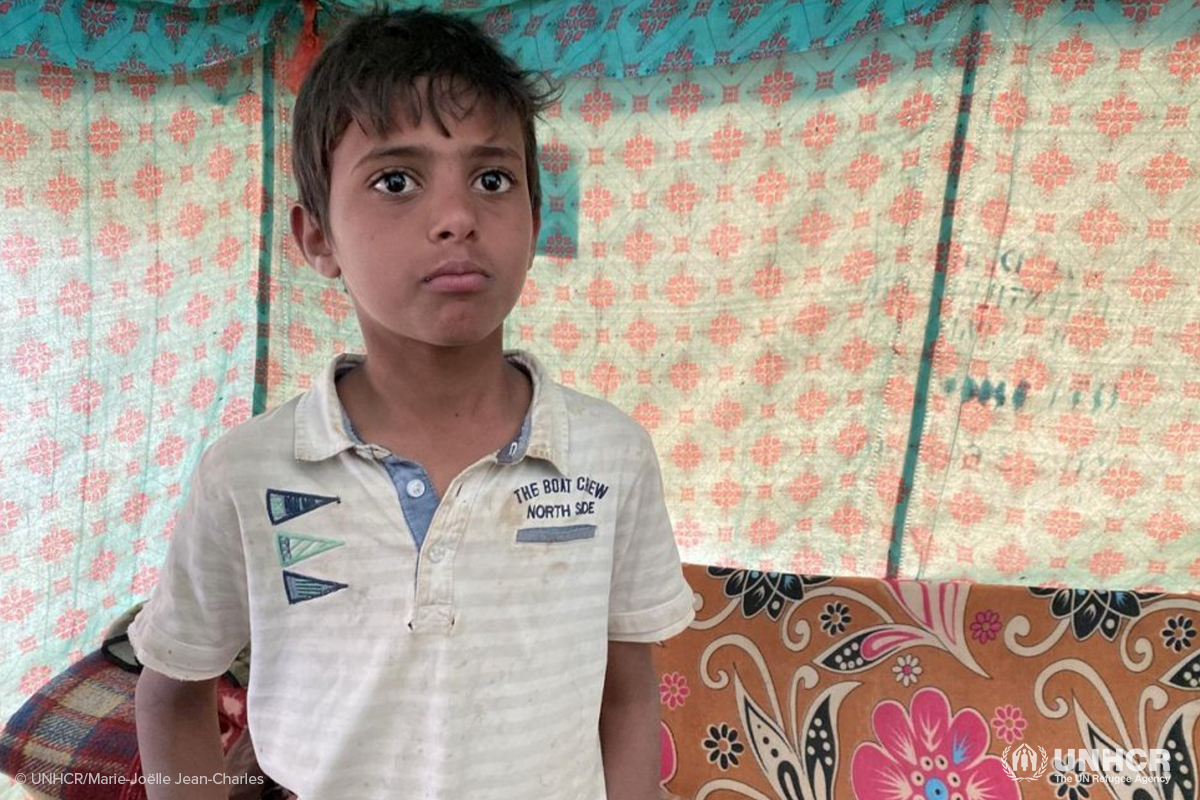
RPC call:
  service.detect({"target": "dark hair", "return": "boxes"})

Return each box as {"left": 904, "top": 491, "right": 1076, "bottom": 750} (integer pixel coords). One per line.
{"left": 291, "top": 8, "right": 559, "bottom": 236}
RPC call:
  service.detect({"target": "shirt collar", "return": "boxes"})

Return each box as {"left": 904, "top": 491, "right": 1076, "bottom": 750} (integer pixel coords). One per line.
{"left": 293, "top": 349, "right": 569, "bottom": 475}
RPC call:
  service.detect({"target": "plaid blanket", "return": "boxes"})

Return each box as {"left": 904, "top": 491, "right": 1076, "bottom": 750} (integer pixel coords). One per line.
{"left": 0, "top": 649, "right": 251, "bottom": 800}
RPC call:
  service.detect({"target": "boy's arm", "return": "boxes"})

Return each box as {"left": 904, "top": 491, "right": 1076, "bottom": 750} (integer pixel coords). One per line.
{"left": 134, "top": 667, "right": 226, "bottom": 800}
{"left": 599, "top": 640, "right": 660, "bottom": 800}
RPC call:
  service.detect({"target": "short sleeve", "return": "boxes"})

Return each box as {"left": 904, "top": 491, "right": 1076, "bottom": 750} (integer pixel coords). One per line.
{"left": 128, "top": 444, "right": 250, "bottom": 680}
{"left": 608, "top": 433, "right": 695, "bottom": 642}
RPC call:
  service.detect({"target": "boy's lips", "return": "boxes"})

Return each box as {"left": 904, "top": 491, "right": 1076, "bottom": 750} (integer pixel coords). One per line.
{"left": 423, "top": 260, "right": 489, "bottom": 293}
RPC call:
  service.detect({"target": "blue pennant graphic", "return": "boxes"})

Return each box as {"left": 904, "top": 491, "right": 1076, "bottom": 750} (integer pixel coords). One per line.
{"left": 276, "top": 532, "right": 344, "bottom": 567}
{"left": 282, "top": 571, "right": 347, "bottom": 605}
{"left": 266, "top": 489, "right": 339, "bottom": 525}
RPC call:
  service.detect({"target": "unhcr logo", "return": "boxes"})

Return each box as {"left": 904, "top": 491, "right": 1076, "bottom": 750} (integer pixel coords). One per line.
{"left": 1053, "top": 748, "right": 1171, "bottom": 781}
{"left": 1001, "top": 743, "right": 1049, "bottom": 781}
{"left": 1003, "top": 744, "right": 1172, "bottom": 786}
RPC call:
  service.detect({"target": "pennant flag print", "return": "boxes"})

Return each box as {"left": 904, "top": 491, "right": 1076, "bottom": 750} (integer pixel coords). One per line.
{"left": 276, "top": 532, "right": 344, "bottom": 567}
{"left": 282, "top": 571, "right": 348, "bottom": 605}
{"left": 266, "top": 489, "right": 339, "bottom": 525}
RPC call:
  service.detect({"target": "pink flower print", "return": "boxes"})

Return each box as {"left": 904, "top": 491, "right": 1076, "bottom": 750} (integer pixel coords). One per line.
{"left": 1077, "top": 201, "right": 1126, "bottom": 255}
{"left": 1064, "top": 311, "right": 1110, "bottom": 352}
{"left": 0, "top": 118, "right": 31, "bottom": 164}
{"left": 853, "top": 47, "right": 894, "bottom": 91}
{"left": 1141, "top": 151, "right": 1191, "bottom": 200}
{"left": 0, "top": 498, "right": 20, "bottom": 535}
{"left": 708, "top": 122, "right": 745, "bottom": 164}
{"left": 1029, "top": 145, "right": 1074, "bottom": 194}
{"left": 753, "top": 167, "right": 789, "bottom": 207}
{"left": 710, "top": 478, "right": 743, "bottom": 511}
{"left": 897, "top": 90, "right": 933, "bottom": 130}
{"left": 991, "top": 86, "right": 1028, "bottom": 131}
{"left": 622, "top": 133, "right": 654, "bottom": 172}
{"left": 758, "top": 67, "right": 795, "bottom": 108}
{"left": 1167, "top": 33, "right": 1199, "bottom": 84}
{"left": 953, "top": 29, "right": 993, "bottom": 68}
{"left": 45, "top": 171, "right": 83, "bottom": 218}
{"left": 1100, "top": 462, "right": 1143, "bottom": 502}
{"left": 991, "top": 705, "right": 1027, "bottom": 744}
{"left": 168, "top": 106, "right": 199, "bottom": 145}
{"left": 1050, "top": 33, "right": 1094, "bottom": 85}
{"left": 55, "top": 607, "right": 89, "bottom": 640}
{"left": 0, "top": 587, "right": 38, "bottom": 622}
{"left": 1012, "top": 0, "right": 1052, "bottom": 20}
{"left": 753, "top": 263, "right": 782, "bottom": 298}
{"left": 993, "top": 543, "right": 1030, "bottom": 577}
{"left": 1114, "top": 366, "right": 1159, "bottom": 407}
{"left": 659, "top": 671, "right": 690, "bottom": 710}
{"left": 800, "top": 110, "right": 839, "bottom": 150}
{"left": 1145, "top": 506, "right": 1185, "bottom": 545}
{"left": 797, "top": 207, "right": 836, "bottom": 247}
{"left": 1128, "top": 260, "right": 1175, "bottom": 303}
{"left": 1089, "top": 548, "right": 1127, "bottom": 580}
{"left": 666, "top": 80, "right": 702, "bottom": 123}
{"left": 1121, "top": 0, "right": 1168, "bottom": 23}
{"left": 1094, "top": 93, "right": 1141, "bottom": 140}
{"left": 37, "top": 64, "right": 74, "bottom": 106}
{"left": 853, "top": 689, "right": 1019, "bottom": 800}
{"left": 19, "top": 665, "right": 51, "bottom": 695}
{"left": 971, "top": 610, "right": 1002, "bottom": 643}
{"left": 1, "top": 232, "right": 39, "bottom": 279}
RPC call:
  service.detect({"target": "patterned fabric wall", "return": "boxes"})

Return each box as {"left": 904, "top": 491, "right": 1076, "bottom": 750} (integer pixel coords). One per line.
{"left": 901, "top": 1, "right": 1200, "bottom": 588}
{"left": 0, "top": 56, "right": 265, "bottom": 725}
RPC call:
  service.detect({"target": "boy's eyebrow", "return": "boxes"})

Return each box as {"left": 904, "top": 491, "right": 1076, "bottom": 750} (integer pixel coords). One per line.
{"left": 355, "top": 144, "right": 522, "bottom": 170}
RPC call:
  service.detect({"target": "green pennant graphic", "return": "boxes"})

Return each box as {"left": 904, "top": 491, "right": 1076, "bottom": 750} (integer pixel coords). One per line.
{"left": 276, "top": 532, "right": 344, "bottom": 567}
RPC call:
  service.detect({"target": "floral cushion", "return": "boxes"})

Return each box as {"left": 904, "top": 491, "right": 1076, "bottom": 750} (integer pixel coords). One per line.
{"left": 654, "top": 563, "right": 1199, "bottom": 799}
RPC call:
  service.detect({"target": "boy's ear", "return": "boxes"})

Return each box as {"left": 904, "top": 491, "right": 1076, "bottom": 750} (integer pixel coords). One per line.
{"left": 290, "top": 203, "right": 340, "bottom": 279}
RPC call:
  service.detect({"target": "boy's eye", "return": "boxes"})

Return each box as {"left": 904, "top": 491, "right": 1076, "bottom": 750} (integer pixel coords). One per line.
{"left": 474, "top": 170, "right": 513, "bottom": 193}
{"left": 372, "top": 171, "right": 416, "bottom": 195}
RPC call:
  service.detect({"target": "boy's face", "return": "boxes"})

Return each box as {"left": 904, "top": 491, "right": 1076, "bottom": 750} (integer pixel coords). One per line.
{"left": 292, "top": 90, "right": 540, "bottom": 352}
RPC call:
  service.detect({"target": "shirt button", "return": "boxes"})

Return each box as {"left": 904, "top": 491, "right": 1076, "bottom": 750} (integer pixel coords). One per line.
{"left": 428, "top": 544, "right": 445, "bottom": 563}
{"left": 405, "top": 478, "right": 426, "bottom": 498}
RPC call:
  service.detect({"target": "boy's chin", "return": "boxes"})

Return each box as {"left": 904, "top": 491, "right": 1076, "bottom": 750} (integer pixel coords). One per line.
{"left": 401, "top": 326, "right": 507, "bottom": 351}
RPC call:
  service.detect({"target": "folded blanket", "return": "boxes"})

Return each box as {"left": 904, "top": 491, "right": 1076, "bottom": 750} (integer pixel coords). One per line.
{"left": 0, "top": 606, "right": 277, "bottom": 800}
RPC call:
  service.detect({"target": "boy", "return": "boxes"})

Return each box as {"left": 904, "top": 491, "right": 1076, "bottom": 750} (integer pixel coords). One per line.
{"left": 129, "top": 9, "right": 694, "bottom": 800}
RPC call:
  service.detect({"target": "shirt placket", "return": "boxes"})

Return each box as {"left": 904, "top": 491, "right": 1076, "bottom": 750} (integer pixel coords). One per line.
{"left": 409, "top": 461, "right": 493, "bottom": 633}
{"left": 353, "top": 442, "right": 515, "bottom": 634}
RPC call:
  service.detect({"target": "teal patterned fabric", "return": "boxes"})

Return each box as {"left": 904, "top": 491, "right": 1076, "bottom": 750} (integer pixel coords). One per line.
{"left": 0, "top": 0, "right": 299, "bottom": 73}
{"left": 0, "top": 0, "right": 943, "bottom": 76}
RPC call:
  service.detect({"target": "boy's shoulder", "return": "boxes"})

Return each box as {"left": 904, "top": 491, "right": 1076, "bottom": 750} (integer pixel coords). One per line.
{"left": 512, "top": 348, "right": 648, "bottom": 444}
{"left": 549, "top": 376, "right": 656, "bottom": 454}
{"left": 555, "top": 380, "right": 634, "bottom": 424}
{"left": 194, "top": 393, "right": 303, "bottom": 478}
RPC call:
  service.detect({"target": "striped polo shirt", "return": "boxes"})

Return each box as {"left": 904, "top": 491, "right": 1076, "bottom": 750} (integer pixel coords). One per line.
{"left": 129, "top": 349, "right": 695, "bottom": 799}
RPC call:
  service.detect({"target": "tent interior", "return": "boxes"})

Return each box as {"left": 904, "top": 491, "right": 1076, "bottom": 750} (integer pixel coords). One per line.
{"left": 1, "top": 0, "right": 1199, "bottom": 797}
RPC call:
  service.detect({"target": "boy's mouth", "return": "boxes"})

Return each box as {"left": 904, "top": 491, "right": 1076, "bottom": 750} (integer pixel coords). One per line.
{"left": 423, "top": 260, "right": 489, "bottom": 293}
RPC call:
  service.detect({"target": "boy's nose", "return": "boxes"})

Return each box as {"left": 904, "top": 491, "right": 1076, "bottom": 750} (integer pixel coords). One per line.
{"left": 428, "top": 188, "right": 477, "bottom": 242}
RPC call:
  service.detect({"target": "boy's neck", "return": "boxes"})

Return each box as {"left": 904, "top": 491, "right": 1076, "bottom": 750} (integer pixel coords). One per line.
{"left": 338, "top": 332, "right": 528, "bottom": 437}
